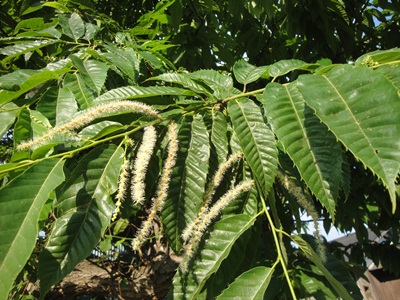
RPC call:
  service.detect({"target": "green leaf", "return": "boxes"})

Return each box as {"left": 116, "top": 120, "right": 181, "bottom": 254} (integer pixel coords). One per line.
{"left": 227, "top": 98, "right": 278, "bottom": 197}
{"left": 78, "top": 120, "right": 123, "bottom": 140}
{"left": 233, "top": 59, "right": 268, "bottom": 85}
{"left": 261, "top": 83, "right": 342, "bottom": 216}
{"left": 297, "top": 65, "right": 400, "bottom": 213}
{"left": 69, "top": 56, "right": 109, "bottom": 94}
{"left": 0, "top": 70, "right": 60, "bottom": 105}
{"left": 297, "top": 268, "right": 337, "bottom": 299}
{"left": 64, "top": 73, "right": 94, "bottom": 109}
{"left": 162, "top": 115, "right": 210, "bottom": 252}
{"left": 0, "top": 102, "right": 20, "bottom": 137}
{"left": 216, "top": 266, "right": 274, "bottom": 299}
{"left": 291, "top": 235, "right": 354, "bottom": 300}
{"left": 38, "top": 145, "right": 123, "bottom": 295}
{"left": 95, "top": 85, "right": 193, "bottom": 103}
{"left": 150, "top": 72, "right": 213, "bottom": 96}
{"left": 169, "top": 214, "right": 256, "bottom": 299}
{"left": 59, "top": 13, "right": 85, "bottom": 41}
{"left": 267, "top": 59, "right": 318, "bottom": 79}
{"left": 103, "top": 45, "right": 140, "bottom": 82}
{"left": 211, "top": 110, "right": 229, "bottom": 165}
{"left": 189, "top": 70, "right": 234, "bottom": 99}
{"left": 0, "top": 159, "right": 65, "bottom": 299}
{"left": 355, "top": 48, "right": 400, "bottom": 67}
{"left": 0, "top": 39, "right": 56, "bottom": 65}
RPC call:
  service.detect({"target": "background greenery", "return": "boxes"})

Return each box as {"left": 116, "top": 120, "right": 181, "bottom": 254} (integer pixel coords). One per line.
{"left": 0, "top": 0, "right": 399, "bottom": 299}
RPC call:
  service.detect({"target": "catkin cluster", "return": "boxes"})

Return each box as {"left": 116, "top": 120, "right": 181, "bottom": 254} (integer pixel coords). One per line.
{"left": 129, "top": 122, "right": 179, "bottom": 254}
{"left": 17, "top": 100, "right": 161, "bottom": 151}
{"left": 276, "top": 170, "right": 326, "bottom": 262}
{"left": 180, "top": 153, "right": 253, "bottom": 271}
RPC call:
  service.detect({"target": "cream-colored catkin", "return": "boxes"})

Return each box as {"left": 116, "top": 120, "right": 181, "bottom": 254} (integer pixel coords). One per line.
{"left": 131, "top": 122, "right": 179, "bottom": 253}
{"left": 276, "top": 170, "right": 326, "bottom": 262}
{"left": 131, "top": 126, "right": 158, "bottom": 205}
{"left": 181, "top": 180, "right": 254, "bottom": 271}
{"left": 17, "top": 100, "right": 160, "bottom": 151}
{"left": 112, "top": 157, "right": 130, "bottom": 222}
{"left": 182, "top": 152, "right": 243, "bottom": 243}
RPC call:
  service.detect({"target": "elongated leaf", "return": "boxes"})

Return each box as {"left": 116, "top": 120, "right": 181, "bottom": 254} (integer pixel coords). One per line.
{"left": 38, "top": 145, "right": 123, "bottom": 295}
{"left": 70, "top": 56, "right": 108, "bottom": 94}
{"left": 59, "top": 13, "right": 85, "bottom": 41}
{"left": 150, "top": 72, "right": 213, "bottom": 96}
{"left": 291, "top": 235, "right": 353, "bottom": 300}
{"left": 297, "top": 268, "right": 337, "bottom": 299}
{"left": 169, "top": 214, "right": 256, "bottom": 300}
{"left": 0, "top": 159, "right": 65, "bottom": 299}
{"left": 211, "top": 110, "right": 229, "bottom": 165}
{"left": 0, "top": 39, "right": 56, "bottom": 64}
{"left": 64, "top": 73, "right": 94, "bottom": 109}
{"left": 267, "top": 59, "right": 318, "bottom": 78}
{"left": 189, "top": 70, "right": 234, "bottom": 99}
{"left": 95, "top": 85, "right": 193, "bottom": 103}
{"left": 0, "top": 102, "right": 19, "bottom": 137}
{"left": 261, "top": 83, "right": 342, "bottom": 216}
{"left": 227, "top": 98, "right": 277, "bottom": 196}
{"left": 103, "top": 45, "right": 139, "bottom": 82}
{"left": 162, "top": 116, "right": 192, "bottom": 252}
{"left": 216, "top": 266, "right": 273, "bottom": 299}
{"left": 0, "top": 70, "right": 60, "bottom": 105}
{"left": 162, "top": 115, "right": 210, "bottom": 251}
{"left": 296, "top": 65, "right": 400, "bottom": 212}
{"left": 355, "top": 48, "right": 400, "bottom": 67}
{"left": 233, "top": 59, "right": 268, "bottom": 85}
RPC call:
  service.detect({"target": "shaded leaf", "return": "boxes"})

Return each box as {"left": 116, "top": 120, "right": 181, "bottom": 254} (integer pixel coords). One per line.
{"left": 216, "top": 266, "right": 273, "bottom": 299}
{"left": 0, "top": 159, "right": 65, "bottom": 298}
{"left": 38, "top": 145, "right": 123, "bottom": 295}
{"left": 169, "top": 214, "right": 256, "bottom": 299}
{"left": 233, "top": 59, "right": 268, "bottom": 85}
{"left": 0, "top": 102, "right": 19, "bottom": 137}
{"left": 291, "top": 234, "right": 353, "bottom": 300}
{"left": 162, "top": 115, "right": 210, "bottom": 252}
{"left": 69, "top": 56, "right": 108, "bottom": 94}
{"left": 64, "top": 73, "right": 94, "bottom": 109}
{"left": 59, "top": 13, "right": 85, "bottom": 41}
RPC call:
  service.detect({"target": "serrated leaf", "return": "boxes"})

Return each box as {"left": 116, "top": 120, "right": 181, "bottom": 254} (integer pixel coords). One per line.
{"left": 291, "top": 234, "right": 354, "bottom": 300}
{"left": 0, "top": 102, "right": 19, "bottom": 137}
{"left": 0, "top": 159, "right": 65, "bottom": 299}
{"left": 261, "top": 82, "right": 342, "bottom": 217}
{"left": 70, "top": 56, "right": 108, "bottom": 94}
{"left": 103, "top": 45, "right": 139, "bottom": 82}
{"left": 189, "top": 70, "right": 234, "bottom": 99}
{"left": 150, "top": 73, "right": 213, "bottom": 96}
{"left": 38, "top": 145, "right": 123, "bottom": 295}
{"left": 267, "top": 59, "right": 318, "bottom": 78}
{"left": 78, "top": 120, "right": 123, "bottom": 140}
{"left": 211, "top": 110, "right": 229, "bottom": 165}
{"left": 233, "top": 59, "right": 268, "bottom": 85}
{"left": 169, "top": 214, "right": 256, "bottom": 300}
{"left": 64, "top": 73, "right": 94, "bottom": 109}
{"left": 59, "top": 13, "right": 85, "bottom": 41}
{"left": 227, "top": 98, "right": 277, "bottom": 197}
{"left": 0, "top": 39, "right": 56, "bottom": 64}
{"left": 296, "top": 65, "right": 400, "bottom": 213}
{"left": 162, "top": 115, "right": 210, "bottom": 252}
{"left": 95, "top": 85, "right": 193, "bottom": 103}
{"left": 0, "top": 69, "right": 60, "bottom": 105}
{"left": 216, "top": 266, "right": 273, "bottom": 299}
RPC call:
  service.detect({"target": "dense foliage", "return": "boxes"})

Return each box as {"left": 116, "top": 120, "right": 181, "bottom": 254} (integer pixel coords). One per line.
{"left": 1, "top": 1, "right": 400, "bottom": 299}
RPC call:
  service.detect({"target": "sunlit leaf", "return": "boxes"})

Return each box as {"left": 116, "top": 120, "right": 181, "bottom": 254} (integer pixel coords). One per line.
{"left": 261, "top": 82, "right": 342, "bottom": 216}
{"left": 228, "top": 98, "right": 278, "bottom": 197}
{"left": 297, "top": 65, "right": 400, "bottom": 212}
{"left": 233, "top": 59, "right": 268, "bottom": 85}
{"left": 0, "top": 159, "right": 65, "bottom": 298}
